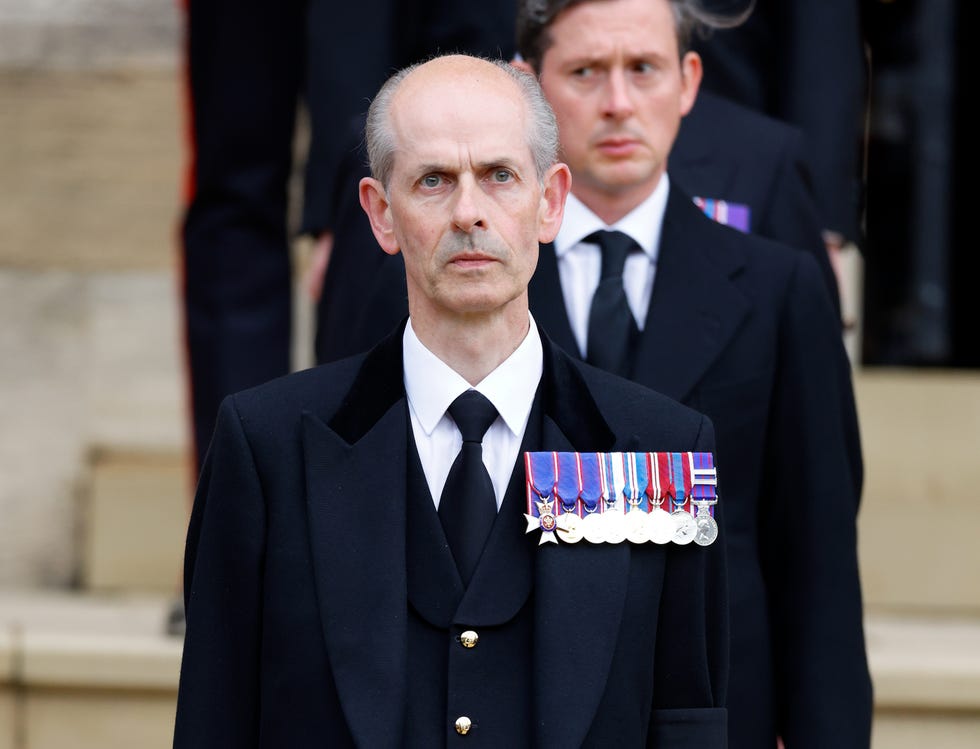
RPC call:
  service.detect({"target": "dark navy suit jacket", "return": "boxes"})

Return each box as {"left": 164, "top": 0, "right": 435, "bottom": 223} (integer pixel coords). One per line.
{"left": 174, "top": 327, "right": 728, "bottom": 747}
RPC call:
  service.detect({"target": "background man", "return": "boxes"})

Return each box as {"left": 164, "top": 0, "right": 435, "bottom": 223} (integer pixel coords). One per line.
{"left": 513, "top": 0, "right": 872, "bottom": 747}
{"left": 174, "top": 54, "right": 728, "bottom": 747}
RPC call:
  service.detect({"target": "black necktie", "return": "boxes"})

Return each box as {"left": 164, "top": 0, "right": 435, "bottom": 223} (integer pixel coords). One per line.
{"left": 438, "top": 390, "right": 499, "bottom": 585}
{"left": 586, "top": 230, "right": 639, "bottom": 377}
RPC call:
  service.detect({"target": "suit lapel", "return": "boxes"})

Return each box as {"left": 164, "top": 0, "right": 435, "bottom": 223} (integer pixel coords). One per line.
{"left": 530, "top": 242, "right": 581, "bottom": 359}
{"left": 303, "top": 328, "right": 409, "bottom": 749}
{"left": 632, "top": 187, "right": 750, "bottom": 402}
{"left": 531, "top": 341, "right": 634, "bottom": 749}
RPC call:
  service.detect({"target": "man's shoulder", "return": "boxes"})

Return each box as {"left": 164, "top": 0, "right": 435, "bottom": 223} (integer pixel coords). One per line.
{"left": 228, "top": 352, "right": 368, "bottom": 423}
{"left": 666, "top": 191, "right": 837, "bottom": 320}
{"left": 680, "top": 91, "right": 804, "bottom": 158}
{"left": 670, "top": 185, "right": 809, "bottom": 269}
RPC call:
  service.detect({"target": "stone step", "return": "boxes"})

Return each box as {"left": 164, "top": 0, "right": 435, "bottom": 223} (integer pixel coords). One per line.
{"left": 855, "top": 369, "right": 980, "bottom": 613}
{"left": 1, "top": 591, "right": 977, "bottom": 749}
{"left": 82, "top": 447, "right": 190, "bottom": 592}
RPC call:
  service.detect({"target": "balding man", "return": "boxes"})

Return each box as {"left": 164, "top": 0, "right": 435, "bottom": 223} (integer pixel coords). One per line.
{"left": 173, "top": 55, "right": 729, "bottom": 748}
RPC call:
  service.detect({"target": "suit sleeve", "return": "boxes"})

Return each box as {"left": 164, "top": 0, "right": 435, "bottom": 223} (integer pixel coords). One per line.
{"left": 761, "top": 254, "right": 872, "bottom": 747}
{"left": 174, "top": 395, "right": 267, "bottom": 748}
{"left": 648, "top": 415, "right": 729, "bottom": 747}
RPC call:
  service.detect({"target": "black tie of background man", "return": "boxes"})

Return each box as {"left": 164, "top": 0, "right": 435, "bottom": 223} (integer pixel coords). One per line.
{"left": 586, "top": 230, "right": 639, "bottom": 377}
{"left": 438, "top": 389, "right": 499, "bottom": 585}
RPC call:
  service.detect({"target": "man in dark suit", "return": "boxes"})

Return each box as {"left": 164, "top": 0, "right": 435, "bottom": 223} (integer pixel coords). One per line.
{"left": 174, "top": 54, "right": 728, "bottom": 747}
{"left": 512, "top": 0, "right": 872, "bottom": 747}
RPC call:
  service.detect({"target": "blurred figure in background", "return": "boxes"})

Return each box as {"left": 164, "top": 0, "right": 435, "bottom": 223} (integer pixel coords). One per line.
{"left": 692, "top": 0, "right": 868, "bottom": 293}
{"left": 180, "top": 0, "right": 517, "bottom": 477}
{"left": 514, "top": 1, "right": 872, "bottom": 746}
{"left": 176, "top": 0, "right": 516, "bottom": 632}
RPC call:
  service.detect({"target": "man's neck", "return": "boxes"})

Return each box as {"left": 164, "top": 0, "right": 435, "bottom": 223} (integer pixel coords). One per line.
{"left": 571, "top": 175, "right": 664, "bottom": 225}
{"left": 409, "top": 301, "right": 531, "bottom": 385}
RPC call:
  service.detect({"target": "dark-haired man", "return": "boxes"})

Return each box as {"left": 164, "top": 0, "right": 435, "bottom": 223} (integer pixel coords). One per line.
{"left": 513, "top": 1, "right": 871, "bottom": 747}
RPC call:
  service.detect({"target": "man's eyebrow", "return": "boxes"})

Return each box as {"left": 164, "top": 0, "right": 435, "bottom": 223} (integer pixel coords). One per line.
{"left": 476, "top": 158, "right": 522, "bottom": 171}
{"left": 413, "top": 158, "right": 523, "bottom": 175}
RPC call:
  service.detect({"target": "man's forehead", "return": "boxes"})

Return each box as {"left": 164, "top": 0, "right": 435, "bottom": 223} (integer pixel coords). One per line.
{"left": 388, "top": 61, "right": 533, "bottom": 171}
{"left": 393, "top": 127, "right": 535, "bottom": 176}
{"left": 546, "top": 0, "right": 679, "bottom": 56}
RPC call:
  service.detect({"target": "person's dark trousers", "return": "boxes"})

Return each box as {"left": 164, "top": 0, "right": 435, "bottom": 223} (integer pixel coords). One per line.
{"left": 181, "top": 0, "right": 306, "bottom": 473}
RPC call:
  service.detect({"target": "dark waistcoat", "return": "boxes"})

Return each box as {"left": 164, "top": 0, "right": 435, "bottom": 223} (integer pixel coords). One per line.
{"left": 403, "top": 395, "right": 543, "bottom": 748}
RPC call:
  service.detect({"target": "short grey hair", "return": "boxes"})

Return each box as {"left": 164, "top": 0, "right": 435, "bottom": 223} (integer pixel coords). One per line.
{"left": 365, "top": 55, "right": 560, "bottom": 188}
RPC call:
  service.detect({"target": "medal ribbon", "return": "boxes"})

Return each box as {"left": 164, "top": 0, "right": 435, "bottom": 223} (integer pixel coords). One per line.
{"left": 656, "top": 452, "right": 675, "bottom": 505}
{"left": 556, "top": 452, "right": 582, "bottom": 516}
{"left": 646, "top": 452, "right": 662, "bottom": 507}
{"left": 579, "top": 452, "right": 602, "bottom": 514}
{"left": 633, "top": 452, "right": 650, "bottom": 512}
{"left": 525, "top": 451, "right": 558, "bottom": 516}
{"left": 670, "top": 452, "right": 689, "bottom": 512}
{"left": 691, "top": 452, "right": 717, "bottom": 517}
{"left": 621, "top": 452, "right": 639, "bottom": 508}
{"left": 609, "top": 452, "right": 626, "bottom": 513}
{"left": 599, "top": 452, "right": 617, "bottom": 512}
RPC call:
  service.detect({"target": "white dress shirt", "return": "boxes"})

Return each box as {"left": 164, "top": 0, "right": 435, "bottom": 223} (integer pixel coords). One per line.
{"left": 553, "top": 175, "right": 669, "bottom": 356}
{"left": 403, "top": 316, "right": 543, "bottom": 510}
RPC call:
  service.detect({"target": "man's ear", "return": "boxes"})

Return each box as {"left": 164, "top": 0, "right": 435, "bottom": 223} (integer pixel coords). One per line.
{"left": 358, "top": 177, "right": 400, "bottom": 256}
{"left": 510, "top": 57, "right": 535, "bottom": 76}
{"left": 537, "top": 163, "right": 572, "bottom": 245}
{"left": 679, "top": 51, "right": 703, "bottom": 117}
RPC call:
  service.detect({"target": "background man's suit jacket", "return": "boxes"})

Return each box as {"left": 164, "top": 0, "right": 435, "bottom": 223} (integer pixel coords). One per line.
{"left": 174, "top": 327, "right": 728, "bottom": 747}
{"left": 673, "top": 91, "right": 839, "bottom": 315}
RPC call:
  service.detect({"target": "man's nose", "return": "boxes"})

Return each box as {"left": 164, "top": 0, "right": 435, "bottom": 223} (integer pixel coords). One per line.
{"left": 451, "top": 176, "right": 486, "bottom": 232}
{"left": 602, "top": 68, "right": 634, "bottom": 120}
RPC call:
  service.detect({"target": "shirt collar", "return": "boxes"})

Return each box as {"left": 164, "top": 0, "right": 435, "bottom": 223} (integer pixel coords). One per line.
{"left": 554, "top": 174, "right": 670, "bottom": 261}
{"left": 403, "top": 315, "right": 543, "bottom": 437}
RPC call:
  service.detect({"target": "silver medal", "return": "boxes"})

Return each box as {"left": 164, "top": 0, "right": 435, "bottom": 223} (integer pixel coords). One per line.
{"left": 645, "top": 507, "right": 675, "bottom": 544}
{"left": 693, "top": 510, "right": 718, "bottom": 546}
{"left": 671, "top": 509, "right": 697, "bottom": 545}
{"left": 603, "top": 509, "right": 627, "bottom": 544}
{"left": 625, "top": 507, "right": 649, "bottom": 543}
{"left": 582, "top": 511, "right": 606, "bottom": 543}
{"left": 557, "top": 512, "right": 583, "bottom": 544}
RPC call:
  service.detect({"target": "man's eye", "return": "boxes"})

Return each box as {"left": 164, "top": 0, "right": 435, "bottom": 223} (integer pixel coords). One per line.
{"left": 633, "top": 62, "right": 655, "bottom": 74}
{"left": 421, "top": 175, "right": 442, "bottom": 188}
{"left": 492, "top": 170, "right": 513, "bottom": 183}
{"left": 571, "top": 66, "right": 593, "bottom": 78}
